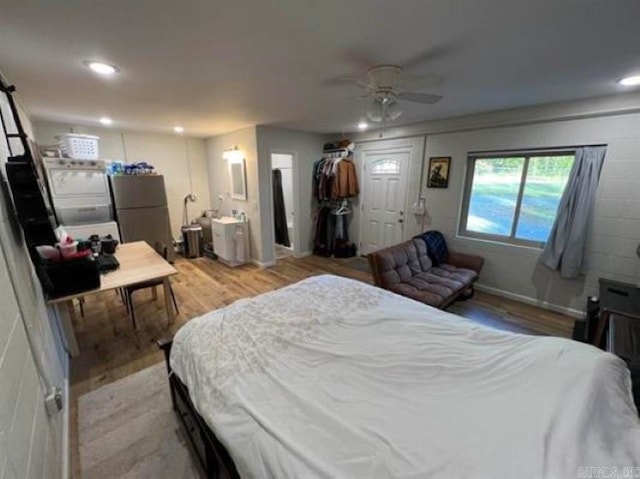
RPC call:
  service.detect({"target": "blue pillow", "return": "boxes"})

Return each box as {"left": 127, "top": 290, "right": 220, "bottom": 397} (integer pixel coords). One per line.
{"left": 419, "top": 231, "right": 449, "bottom": 266}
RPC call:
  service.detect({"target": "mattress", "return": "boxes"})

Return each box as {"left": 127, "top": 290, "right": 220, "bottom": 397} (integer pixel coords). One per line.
{"left": 170, "top": 275, "right": 640, "bottom": 478}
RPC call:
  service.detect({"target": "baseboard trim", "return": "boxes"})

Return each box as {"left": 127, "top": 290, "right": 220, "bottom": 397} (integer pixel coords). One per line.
{"left": 474, "top": 283, "right": 583, "bottom": 319}
{"left": 251, "top": 259, "right": 276, "bottom": 268}
{"left": 293, "top": 251, "right": 312, "bottom": 259}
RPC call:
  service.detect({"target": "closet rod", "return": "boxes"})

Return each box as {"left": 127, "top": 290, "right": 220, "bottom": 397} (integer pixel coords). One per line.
{"left": 323, "top": 147, "right": 351, "bottom": 154}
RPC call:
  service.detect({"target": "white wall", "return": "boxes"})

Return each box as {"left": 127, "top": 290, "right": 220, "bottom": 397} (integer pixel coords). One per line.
{"left": 0, "top": 91, "right": 66, "bottom": 479}
{"left": 34, "top": 121, "right": 210, "bottom": 239}
{"left": 256, "top": 126, "right": 327, "bottom": 264}
{"left": 205, "top": 126, "right": 262, "bottom": 261}
{"left": 354, "top": 94, "right": 640, "bottom": 315}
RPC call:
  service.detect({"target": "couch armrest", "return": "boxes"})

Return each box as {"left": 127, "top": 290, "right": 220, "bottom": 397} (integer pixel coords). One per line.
{"left": 447, "top": 251, "right": 484, "bottom": 274}
{"left": 367, "top": 254, "right": 382, "bottom": 287}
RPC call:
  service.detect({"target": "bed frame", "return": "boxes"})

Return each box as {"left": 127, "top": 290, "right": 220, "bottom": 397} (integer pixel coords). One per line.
{"left": 158, "top": 339, "right": 240, "bottom": 479}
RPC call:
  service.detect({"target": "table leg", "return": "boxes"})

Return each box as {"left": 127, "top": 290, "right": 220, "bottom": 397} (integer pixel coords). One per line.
{"left": 54, "top": 301, "right": 80, "bottom": 357}
{"left": 163, "top": 278, "right": 175, "bottom": 324}
{"left": 152, "top": 285, "right": 159, "bottom": 301}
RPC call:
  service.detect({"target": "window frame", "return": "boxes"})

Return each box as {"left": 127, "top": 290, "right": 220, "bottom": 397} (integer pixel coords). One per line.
{"left": 370, "top": 157, "right": 401, "bottom": 175}
{"left": 458, "top": 149, "right": 575, "bottom": 248}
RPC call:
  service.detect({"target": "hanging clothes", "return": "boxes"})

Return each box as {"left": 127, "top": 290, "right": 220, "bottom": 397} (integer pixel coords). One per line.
{"left": 312, "top": 154, "right": 360, "bottom": 201}
{"left": 312, "top": 147, "right": 359, "bottom": 258}
{"left": 313, "top": 206, "right": 331, "bottom": 256}
{"left": 312, "top": 205, "right": 356, "bottom": 258}
{"left": 332, "top": 159, "right": 359, "bottom": 199}
{"left": 272, "top": 169, "right": 290, "bottom": 247}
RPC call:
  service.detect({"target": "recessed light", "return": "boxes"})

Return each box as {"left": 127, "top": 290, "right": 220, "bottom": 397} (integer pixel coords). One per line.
{"left": 173, "top": 126, "right": 184, "bottom": 134}
{"left": 99, "top": 117, "right": 113, "bottom": 125}
{"left": 84, "top": 61, "right": 118, "bottom": 75}
{"left": 357, "top": 122, "right": 368, "bottom": 130}
{"left": 619, "top": 75, "right": 640, "bottom": 86}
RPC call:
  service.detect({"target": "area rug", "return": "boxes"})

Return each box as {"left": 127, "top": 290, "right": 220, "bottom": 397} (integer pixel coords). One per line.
{"left": 78, "top": 362, "right": 201, "bottom": 479}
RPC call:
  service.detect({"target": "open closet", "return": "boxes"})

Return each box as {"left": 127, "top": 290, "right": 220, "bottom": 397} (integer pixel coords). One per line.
{"left": 312, "top": 141, "right": 359, "bottom": 257}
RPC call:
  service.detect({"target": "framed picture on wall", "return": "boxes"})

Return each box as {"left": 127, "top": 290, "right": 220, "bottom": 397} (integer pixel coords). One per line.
{"left": 426, "top": 156, "right": 451, "bottom": 188}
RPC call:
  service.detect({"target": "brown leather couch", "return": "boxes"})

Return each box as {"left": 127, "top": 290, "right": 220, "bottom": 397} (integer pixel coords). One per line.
{"left": 367, "top": 238, "right": 484, "bottom": 309}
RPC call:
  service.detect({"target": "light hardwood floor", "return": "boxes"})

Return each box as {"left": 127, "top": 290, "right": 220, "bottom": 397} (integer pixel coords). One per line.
{"left": 69, "top": 254, "right": 574, "bottom": 477}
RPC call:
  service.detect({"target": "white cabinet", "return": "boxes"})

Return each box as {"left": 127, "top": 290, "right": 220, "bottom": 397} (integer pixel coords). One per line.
{"left": 212, "top": 217, "right": 250, "bottom": 267}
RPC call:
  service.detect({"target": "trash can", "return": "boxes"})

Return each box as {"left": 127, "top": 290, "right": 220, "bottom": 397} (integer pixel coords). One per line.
{"left": 181, "top": 224, "right": 203, "bottom": 258}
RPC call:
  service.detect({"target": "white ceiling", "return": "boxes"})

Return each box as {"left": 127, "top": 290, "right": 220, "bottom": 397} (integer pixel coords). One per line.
{"left": 1, "top": 0, "right": 640, "bottom": 137}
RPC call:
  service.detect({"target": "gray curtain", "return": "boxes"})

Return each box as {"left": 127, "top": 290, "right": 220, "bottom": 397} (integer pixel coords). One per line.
{"left": 539, "top": 146, "right": 606, "bottom": 278}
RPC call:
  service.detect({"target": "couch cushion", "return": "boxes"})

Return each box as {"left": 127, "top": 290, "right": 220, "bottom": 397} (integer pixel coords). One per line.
{"left": 432, "top": 264, "right": 478, "bottom": 286}
{"left": 385, "top": 266, "right": 477, "bottom": 307}
{"left": 412, "top": 238, "right": 433, "bottom": 272}
{"left": 374, "top": 240, "right": 425, "bottom": 287}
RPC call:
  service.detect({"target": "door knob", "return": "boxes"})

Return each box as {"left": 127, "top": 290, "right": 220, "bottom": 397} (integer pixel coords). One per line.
{"left": 398, "top": 218, "right": 404, "bottom": 223}
{"left": 399, "top": 211, "right": 404, "bottom": 216}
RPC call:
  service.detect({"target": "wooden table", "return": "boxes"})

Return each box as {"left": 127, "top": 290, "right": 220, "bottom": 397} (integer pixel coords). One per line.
{"left": 47, "top": 241, "right": 178, "bottom": 357}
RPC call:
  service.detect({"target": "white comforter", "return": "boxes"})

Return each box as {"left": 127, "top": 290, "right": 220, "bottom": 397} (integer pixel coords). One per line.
{"left": 171, "top": 275, "right": 640, "bottom": 479}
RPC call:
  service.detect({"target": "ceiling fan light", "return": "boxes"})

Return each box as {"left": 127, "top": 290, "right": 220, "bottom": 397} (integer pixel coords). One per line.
{"left": 366, "top": 100, "right": 384, "bottom": 122}
{"left": 386, "top": 100, "right": 403, "bottom": 120}
{"left": 366, "top": 97, "right": 403, "bottom": 123}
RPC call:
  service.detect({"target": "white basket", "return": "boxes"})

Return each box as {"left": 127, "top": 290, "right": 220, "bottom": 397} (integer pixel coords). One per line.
{"left": 57, "top": 134, "right": 99, "bottom": 160}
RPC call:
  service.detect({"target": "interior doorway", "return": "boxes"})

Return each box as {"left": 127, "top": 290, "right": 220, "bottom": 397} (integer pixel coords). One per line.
{"left": 271, "top": 152, "right": 295, "bottom": 259}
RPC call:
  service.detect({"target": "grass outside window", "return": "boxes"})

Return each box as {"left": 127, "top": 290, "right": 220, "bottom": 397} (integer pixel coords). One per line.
{"left": 460, "top": 152, "right": 575, "bottom": 247}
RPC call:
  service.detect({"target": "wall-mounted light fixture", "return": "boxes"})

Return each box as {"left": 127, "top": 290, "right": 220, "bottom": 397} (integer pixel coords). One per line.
{"left": 223, "top": 146, "right": 244, "bottom": 163}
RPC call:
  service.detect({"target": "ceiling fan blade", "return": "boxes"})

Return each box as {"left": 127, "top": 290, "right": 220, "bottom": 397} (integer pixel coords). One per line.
{"left": 323, "top": 76, "right": 369, "bottom": 89}
{"left": 397, "top": 92, "right": 443, "bottom": 104}
{"left": 400, "top": 40, "right": 461, "bottom": 70}
{"left": 397, "top": 74, "right": 443, "bottom": 92}
{"left": 340, "top": 48, "right": 380, "bottom": 70}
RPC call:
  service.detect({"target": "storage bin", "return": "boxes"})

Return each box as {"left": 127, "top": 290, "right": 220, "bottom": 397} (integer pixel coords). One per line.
{"left": 37, "top": 256, "right": 100, "bottom": 299}
{"left": 10, "top": 191, "right": 50, "bottom": 223}
{"left": 599, "top": 278, "right": 640, "bottom": 315}
{"left": 57, "top": 134, "right": 99, "bottom": 160}
{"left": 23, "top": 218, "right": 57, "bottom": 246}
{"left": 5, "top": 161, "right": 38, "bottom": 186}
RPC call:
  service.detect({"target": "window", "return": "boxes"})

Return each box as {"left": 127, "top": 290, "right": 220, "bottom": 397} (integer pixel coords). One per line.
{"left": 459, "top": 151, "right": 575, "bottom": 246}
{"left": 370, "top": 158, "right": 401, "bottom": 175}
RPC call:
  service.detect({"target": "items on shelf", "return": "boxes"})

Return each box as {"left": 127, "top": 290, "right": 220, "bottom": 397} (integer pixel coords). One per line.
{"left": 32, "top": 226, "right": 121, "bottom": 297}
{"left": 106, "top": 161, "right": 156, "bottom": 175}
{"left": 56, "top": 133, "right": 99, "bottom": 160}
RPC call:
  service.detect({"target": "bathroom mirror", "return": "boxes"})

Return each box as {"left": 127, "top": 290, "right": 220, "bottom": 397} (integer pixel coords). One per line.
{"left": 228, "top": 159, "right": 247, "bottom": 200}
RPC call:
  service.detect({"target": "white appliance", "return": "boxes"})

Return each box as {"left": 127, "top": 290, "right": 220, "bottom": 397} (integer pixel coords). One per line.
{"left": 212, "top": 217, "right": 250, "bottom": 267}
{"left": 43, "top": 158, "right": 113, "bottom": 225}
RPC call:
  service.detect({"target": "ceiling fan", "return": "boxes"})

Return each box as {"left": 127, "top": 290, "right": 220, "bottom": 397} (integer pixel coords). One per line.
{"left": 329, "top": 65, "right": 443, "bottom": 130}
{"left": 327, "top": 44, "right": 453, "bottom": 133}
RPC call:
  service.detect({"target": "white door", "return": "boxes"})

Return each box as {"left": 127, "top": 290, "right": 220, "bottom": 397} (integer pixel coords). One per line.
{"left": 360, "top": 150, "right": 410, "bottom": 255}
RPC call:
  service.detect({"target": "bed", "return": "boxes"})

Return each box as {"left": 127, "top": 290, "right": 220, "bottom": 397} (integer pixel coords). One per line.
{"left": 161, "top": 274, "right": 640, "bottom": 478}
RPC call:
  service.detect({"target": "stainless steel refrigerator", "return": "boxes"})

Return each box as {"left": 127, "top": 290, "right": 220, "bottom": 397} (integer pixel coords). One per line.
{"left": 109, "top": 175, "right": 175, "bottom": 261}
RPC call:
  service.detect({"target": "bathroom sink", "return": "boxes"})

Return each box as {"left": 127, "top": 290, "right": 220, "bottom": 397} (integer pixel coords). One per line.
{"left": 213, "top": 216, "right": 244, "bottom": 224}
